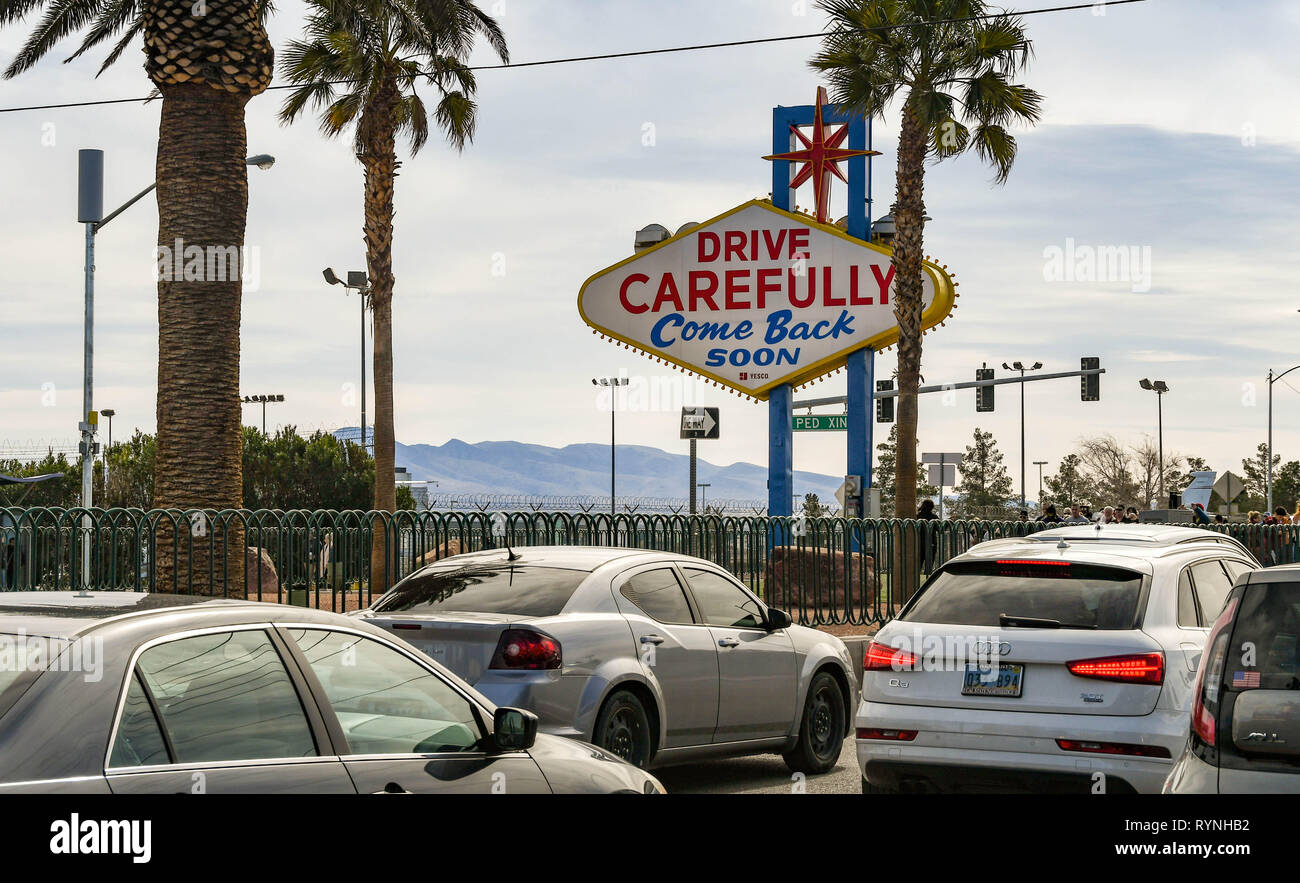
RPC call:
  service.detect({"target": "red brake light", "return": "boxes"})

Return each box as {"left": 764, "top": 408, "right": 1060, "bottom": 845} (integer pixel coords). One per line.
{"left": 1056, "top": 738, "right": 1171, "bottom": 759}
{"left": 856, "top": 728, "right": 918, "bottom": 741}
{"left": 1066, "top": 652, "right": 1164, "bottom": 686}
{"left": 996, "top": 559, "right": 1070, "bottom": 566}
{"left": 1192, "top": 597, "right": 1239, "bottom": 747}
{"left": 863, "top": 640, "right": 917, "bottom": 671}
{"left": 490, "top": 629, "right": 562, "bottom": 670}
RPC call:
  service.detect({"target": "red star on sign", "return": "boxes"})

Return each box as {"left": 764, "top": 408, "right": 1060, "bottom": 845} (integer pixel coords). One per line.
{"left": 764, "top": 86, "right": 880, "bottom": 224}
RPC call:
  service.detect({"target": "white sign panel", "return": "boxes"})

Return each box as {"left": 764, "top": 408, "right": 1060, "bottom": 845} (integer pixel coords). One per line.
{"left": 1182, "top": 470, "right": 1216, "bottom": 510}
{"left": 928, "top": 464, "right": 956, "bottom": 487}
{"left": 578, "top": 200, "right": 955, "bottom": 399}
{"left": 922, "top": 452, "right": 964, "bottom": 465}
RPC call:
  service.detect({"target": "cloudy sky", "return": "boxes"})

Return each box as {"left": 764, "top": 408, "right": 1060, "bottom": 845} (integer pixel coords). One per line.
{"left": 1, "top": 0, "right": 1298, "bottom": 502}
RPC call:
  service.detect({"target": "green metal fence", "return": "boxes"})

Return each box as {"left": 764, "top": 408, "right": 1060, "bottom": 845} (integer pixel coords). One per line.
{"left": 3, "top": 507, "right": 1298, "bottom": 628}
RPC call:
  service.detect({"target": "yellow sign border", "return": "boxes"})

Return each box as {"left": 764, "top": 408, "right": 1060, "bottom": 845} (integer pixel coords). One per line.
{"left": 577, "top": 199, "right": 956, "bottom": 400}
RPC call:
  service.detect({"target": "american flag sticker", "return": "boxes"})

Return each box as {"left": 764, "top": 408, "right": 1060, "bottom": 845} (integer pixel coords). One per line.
{"left": 1232, "top": 671, "right": 1261, "bottom": 688}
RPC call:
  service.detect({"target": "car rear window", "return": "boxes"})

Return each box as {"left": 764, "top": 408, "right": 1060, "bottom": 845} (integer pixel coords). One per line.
{"left": 1227, "top": 582, "right": 1300, "bottom": 690}
{"left": 901, "top": 560, "right": 1146, "bottom": 629}
{"left": 373, "top": 563, "right": 588, "bottom": 617}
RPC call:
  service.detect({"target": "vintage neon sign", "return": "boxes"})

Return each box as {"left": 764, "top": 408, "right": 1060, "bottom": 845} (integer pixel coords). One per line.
{"left": 578, "top": 199, "right": 954, "bottom": 399}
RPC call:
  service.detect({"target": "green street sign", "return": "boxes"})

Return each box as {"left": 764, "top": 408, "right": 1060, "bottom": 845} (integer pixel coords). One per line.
{"left": 792, "top": 414, "right": 847, "bottom": 432}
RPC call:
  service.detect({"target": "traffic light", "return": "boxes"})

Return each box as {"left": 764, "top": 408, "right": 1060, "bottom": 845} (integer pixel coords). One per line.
{"left": 975, "top": 365, "right": 995, "bottom": 412}
{"left": 1081, "top": 357, "right": 1100, "bottom": 401}
{"left": 875, "top": 380, "right": 894, "bottom": 422}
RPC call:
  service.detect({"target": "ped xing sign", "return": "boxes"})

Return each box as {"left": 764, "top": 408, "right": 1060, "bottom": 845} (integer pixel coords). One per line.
{"left": 793, "top": 414, "right": 847, "bottom": 431}
{"left": 578, "top": 199, "right": 955, "bottom": 399}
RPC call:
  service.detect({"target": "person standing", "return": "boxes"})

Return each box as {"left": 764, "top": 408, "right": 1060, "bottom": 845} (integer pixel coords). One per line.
{"left": 916, "top": 499, "right": 939, "bottom": 574}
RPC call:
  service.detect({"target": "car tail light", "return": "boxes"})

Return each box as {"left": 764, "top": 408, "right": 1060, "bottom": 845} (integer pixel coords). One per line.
{"left": 1055, "top": 739, "right": 1171, "bottom": 759}
{"left": 996, "top": 559, "right": 1070, "bottom": 566}
{"left": 863, "top": 640, "right": 917, "bottom": 671}
{"left": 1191, "top": 597, "right": 1239, "bottom": 747}
{"left": 856, "top": 728, "right": 918, "bottom": 741}
{"left": 1066, "top": 652, "right": 1164, "bottom": 685}
{"left": 490, "top": 629, "right": 562, "bottom": 670}
{"left": 390, "top": 623, "right": 421, "bottom": 630}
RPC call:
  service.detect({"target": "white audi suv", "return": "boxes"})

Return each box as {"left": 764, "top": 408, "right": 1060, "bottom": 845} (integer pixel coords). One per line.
{"left": 856, "top": 524, "right": 1258, "bottom": 794}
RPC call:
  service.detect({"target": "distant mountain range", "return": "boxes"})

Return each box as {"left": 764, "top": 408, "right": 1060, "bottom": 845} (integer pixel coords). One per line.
{"left": 334, "top": 428, "right": 842, "bottom": 502}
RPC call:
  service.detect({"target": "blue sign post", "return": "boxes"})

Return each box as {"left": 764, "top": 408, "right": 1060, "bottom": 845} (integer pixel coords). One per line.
{"left": 767, "top": 100, "right": 874, "bottom": 518}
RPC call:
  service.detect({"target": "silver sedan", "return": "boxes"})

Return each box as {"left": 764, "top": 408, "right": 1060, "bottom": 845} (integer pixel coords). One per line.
{"left": 357, "top": 546, "right": 855, "bottom": 773}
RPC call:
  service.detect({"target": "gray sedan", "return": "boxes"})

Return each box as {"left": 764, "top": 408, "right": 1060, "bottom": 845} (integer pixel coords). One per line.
{"left": 358, "top": 546, "right": 855, "bottom": 773}
{"left": 0, "top": 592, "right": 663, "bottom": 794}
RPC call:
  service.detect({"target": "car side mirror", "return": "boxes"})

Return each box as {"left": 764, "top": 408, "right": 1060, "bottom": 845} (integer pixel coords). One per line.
{"left": 492, "top": 707, "right": 538, "bottom": 752}
{"left": 766, "top": 608, "right": 793, "bottom": 631}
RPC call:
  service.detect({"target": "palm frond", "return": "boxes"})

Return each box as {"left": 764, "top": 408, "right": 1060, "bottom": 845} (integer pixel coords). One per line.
{"left": 433, "top": 89, "right": 474, "bottom": 151}
{"left": 61, "top": 0, "right": 134, "bottom": 64}
{"left": 970, "top": 123, "right": 1017, "bottom": 184}
{"left": 4, "top": 0, "right": 110, "bottom": 77}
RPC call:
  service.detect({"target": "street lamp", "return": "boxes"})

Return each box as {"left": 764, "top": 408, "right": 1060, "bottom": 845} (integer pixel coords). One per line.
{"left": 76, "top": 149, "right": 272, "bottom": 587}
{"left": 592, "top": 376, "right": 630, "bottom": 516}
{"left": 100, "top": 408, "right": 116, "bottom": 493}
{"left": 697, "top": 482, "right": 712, "bottom": 511}
{"left": 1139, "top": 379, "right": 1170, "bottom": 507}
{"left": 1033, "top": 460, "right": 1048, "bottom": 505}
{"left": 1266, "top": 366, "right": 1300, "bottom": 511}
{"left": 242, "top": 394, "right": 285, "bottom": 435}
{"left": 1001, "top": 360, "right": 1043, "bottom": 510}
{"left": 324, "top": 268, "right": 370, "bottom": 449}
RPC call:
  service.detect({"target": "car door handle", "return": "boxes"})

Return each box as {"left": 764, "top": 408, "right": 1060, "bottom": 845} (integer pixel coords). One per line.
{"left": 640, "top": 634, "right": 665, "bottom": 645}
{"left": 374, "top": 782, "right": 413, "bottom": 794}
{"left": 718, "top": 637, "right": 741, "bottom": 648}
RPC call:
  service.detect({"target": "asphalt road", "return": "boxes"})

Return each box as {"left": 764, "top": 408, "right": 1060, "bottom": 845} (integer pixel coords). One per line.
{"left": 655, "top": 740, "right": 861, "bottom": 794}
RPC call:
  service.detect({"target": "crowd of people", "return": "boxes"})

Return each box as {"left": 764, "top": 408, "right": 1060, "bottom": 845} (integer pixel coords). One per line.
{"left": 914, "top": 499, "right": 1300, "bottom": 526}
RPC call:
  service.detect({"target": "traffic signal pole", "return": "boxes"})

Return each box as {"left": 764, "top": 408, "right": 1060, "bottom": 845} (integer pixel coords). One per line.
{"left": 793, "top": 366, "right": 1105, "bottom": 410}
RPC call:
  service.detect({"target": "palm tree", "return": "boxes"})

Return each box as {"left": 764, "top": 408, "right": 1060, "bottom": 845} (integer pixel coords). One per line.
{"left": 811, "top": 0, "right": 1042, "bottom": 522}
{"left": 3, "top": 0, "right": 274, "bottom": 594}
{"left": 279, "top": 0, "right": 506, "bottom": 589}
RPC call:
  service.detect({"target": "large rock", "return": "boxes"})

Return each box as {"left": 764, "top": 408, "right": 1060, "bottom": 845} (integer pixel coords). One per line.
{"left": 414, "top": 538, "right": 465, "bottom": 568}
{"left": 763, "top": 545, "right": 875, "bottom": 613}
{"left": 245, "top": 546, "right": 279, "bottom": 596}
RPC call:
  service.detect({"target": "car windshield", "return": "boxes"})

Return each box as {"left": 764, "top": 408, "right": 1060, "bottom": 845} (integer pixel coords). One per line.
{"left": 1227, "top": 582, "right": 1300, "bottom": 690}
{"left": 372, "top": 563, "right": 588, "bottom": 617}
{"left": 901, "top": 560, "right": 1146, "bottom": 630}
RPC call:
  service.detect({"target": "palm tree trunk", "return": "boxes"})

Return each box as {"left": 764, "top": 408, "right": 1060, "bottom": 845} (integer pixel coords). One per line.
{"left": 360, "top": 91, "right": 399, "bottom": 593}
{"left": 891, "top": 102, "right": 929, "bottom": 522}
{"left": 890, "top": 102, "right": 929, "bottom": 601}
{"left": 153, "top": 84, "right": 251, "bottom": 596}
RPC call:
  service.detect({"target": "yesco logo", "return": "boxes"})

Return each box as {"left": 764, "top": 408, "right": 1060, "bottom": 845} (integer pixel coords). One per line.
{"left": 49, "top": 814, "right": 151, "bottom": 864}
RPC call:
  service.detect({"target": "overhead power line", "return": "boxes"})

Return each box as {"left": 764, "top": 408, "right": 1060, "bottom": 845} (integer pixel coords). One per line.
{"left": 0, "top": 0, "right": 1149, "bottom": 115}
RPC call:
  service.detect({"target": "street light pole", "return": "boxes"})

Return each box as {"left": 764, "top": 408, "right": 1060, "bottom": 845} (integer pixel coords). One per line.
{"left": 592, "top": 377, "right": 629, "bottom": 516}
{"left": 324, "top": 269, "right": 370, "bottom": 449}
{"left": 1139, "top": 379, "right": 1170, "bottom": 507}
{"left": 241, "top": 395, "right": 285, "bottom": 435}
{"left": 1033, "top": 460, "right": 1048, "bottom": 505}
{"left": 1266, "top": 366, "right": 1300, "bottom": 512}
{"left": 74, "top": 149, "right": 274, "bottom": 588}
{"left": 1002, "top": 360, "right": 1042, "bottom": 511}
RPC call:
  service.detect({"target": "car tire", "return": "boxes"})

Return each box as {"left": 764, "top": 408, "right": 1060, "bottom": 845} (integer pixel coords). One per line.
{"left": 783, "top": 671, "right": 846, "bottom": 775}
{"left": 594, "top": 690, "right": 654, "bottom": 768}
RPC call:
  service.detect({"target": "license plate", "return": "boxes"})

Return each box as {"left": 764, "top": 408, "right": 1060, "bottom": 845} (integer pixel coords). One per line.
{"left": 962, "top": 663, "right": 1024, "bottom": 697}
